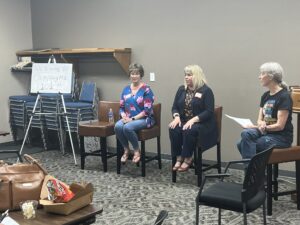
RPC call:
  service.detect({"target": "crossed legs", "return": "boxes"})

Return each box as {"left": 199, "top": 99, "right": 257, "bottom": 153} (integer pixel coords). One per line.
{"left": 237, "top": 128, "right": 292, "bottom": 159}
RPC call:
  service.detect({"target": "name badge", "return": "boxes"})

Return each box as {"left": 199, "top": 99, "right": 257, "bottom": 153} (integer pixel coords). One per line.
{"left": 195, "top": 93, "right": 202, "bottom": 98}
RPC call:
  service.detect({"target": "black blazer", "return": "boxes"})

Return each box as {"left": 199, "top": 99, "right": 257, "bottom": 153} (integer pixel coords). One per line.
{"left": 171, "top": 84, "right": 218, "bottom": 151}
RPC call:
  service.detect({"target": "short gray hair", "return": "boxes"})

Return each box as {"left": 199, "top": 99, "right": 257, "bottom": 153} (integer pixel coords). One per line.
{"left": 260, "top": 62, "right": 288, "bottom": 89}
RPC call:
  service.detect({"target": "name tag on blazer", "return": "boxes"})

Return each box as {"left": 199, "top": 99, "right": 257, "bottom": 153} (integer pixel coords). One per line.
{"left": 195, "top": 92, "right": 202, "bottom": 98}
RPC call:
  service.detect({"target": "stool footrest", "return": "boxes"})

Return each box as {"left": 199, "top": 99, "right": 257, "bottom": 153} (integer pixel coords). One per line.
{"left": 145, "top": 155, "right": 159, "bottom": 163}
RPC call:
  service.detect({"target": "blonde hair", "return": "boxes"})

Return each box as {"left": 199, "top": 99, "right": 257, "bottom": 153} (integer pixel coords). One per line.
{"left": 184, "top": 65, "right": 207, "bottom": 90}
{"left": 260, "top": 62, "right": 288, "bottom": 90}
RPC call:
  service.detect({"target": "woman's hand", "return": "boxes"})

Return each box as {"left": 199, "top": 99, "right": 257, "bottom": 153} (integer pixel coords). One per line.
{"left": 122, "top": 116, "right": 132, "bottom": 124}
{"left": 183, "top": 118, "right": 195, "bottom": 130}
{"left": 257, "top": 121, "right": 267, "bottom": 134}
{"left": 169, "top": 117, "right": 181, "bottom": 129}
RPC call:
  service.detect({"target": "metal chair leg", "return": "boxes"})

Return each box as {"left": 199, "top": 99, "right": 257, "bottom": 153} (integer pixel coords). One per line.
{"left": 263, "top": 200, "right": 267, "bottom": 225}
{"left": 218, "top": 208, "right": 221, "bottom": 225}
{"left": 195, "top": 201, "right": 199, "bottom": 225}
{"left": 243, "top": 203, "right": 247, "bottom": 225}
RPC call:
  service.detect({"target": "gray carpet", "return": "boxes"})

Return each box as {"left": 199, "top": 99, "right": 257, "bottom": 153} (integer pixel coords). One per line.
{"left": 3, "top": 150, "right": 300, "bottom": 225}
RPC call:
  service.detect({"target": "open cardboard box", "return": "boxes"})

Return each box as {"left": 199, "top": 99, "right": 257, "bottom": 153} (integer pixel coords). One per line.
{"left": 39, "top": 175, "right": 93, "bottom": 215}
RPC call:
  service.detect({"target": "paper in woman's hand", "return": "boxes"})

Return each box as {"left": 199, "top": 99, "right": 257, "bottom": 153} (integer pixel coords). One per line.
{"left": 225, "top": 114, "right": 254, "bottom": 128}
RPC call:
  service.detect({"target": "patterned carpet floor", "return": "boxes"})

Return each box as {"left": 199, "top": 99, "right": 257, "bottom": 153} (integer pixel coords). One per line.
{"left": 3, "top": 150, "right": 300, "bottom": 225}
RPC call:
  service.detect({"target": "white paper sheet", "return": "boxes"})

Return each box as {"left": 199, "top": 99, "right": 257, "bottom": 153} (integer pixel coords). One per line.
{"left": 2, "top": 216, "right": 19, "bottom": 225}
{"left": 225, "top": 114, "right": 254, "bottom": 128}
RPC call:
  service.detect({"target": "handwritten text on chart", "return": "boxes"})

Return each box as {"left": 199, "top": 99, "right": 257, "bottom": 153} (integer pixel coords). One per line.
{"left": 31, "top": 63, "right": 73, "bottom": 94}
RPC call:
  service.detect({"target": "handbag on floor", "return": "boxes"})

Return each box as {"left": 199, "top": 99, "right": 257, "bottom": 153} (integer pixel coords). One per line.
{"left": 0, "top": 154, "right": 47, "bottom": 211}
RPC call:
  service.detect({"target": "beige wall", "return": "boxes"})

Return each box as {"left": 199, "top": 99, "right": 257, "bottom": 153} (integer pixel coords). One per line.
{"left": 0, "top": 0, "right": 32, "bottom": 143}
{"left": 6, "top": 0, "right": 300, "bottom": 170}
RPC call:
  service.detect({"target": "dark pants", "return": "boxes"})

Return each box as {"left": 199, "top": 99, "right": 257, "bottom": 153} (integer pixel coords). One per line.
{"left": 169, "top": 124, "right": 201, "bottom": 158}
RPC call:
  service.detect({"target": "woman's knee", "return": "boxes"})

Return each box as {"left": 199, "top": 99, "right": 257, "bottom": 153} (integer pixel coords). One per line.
{"left": 183, "top": 128, "right": 198, "bottom": 138}
{"left": 123, "top": 123, "right": 136, "bottom": 134}
{"left": 114, "top": 120, "right": 124, "bottom": 132}
{"left": 240, "top": 128, "right": 257, "bottom": 139}
{"left": 169, "top": 126, "right": 180, "bottom": 135}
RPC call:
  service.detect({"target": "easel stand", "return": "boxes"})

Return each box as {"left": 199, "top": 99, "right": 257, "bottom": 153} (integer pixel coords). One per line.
{"left": 19, "top": 93, "right": 77, "bottom": 165}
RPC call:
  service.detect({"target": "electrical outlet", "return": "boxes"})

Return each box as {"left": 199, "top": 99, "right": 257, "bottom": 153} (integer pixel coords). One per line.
{"left": 150, "top": 72, "right": 155, "bottom": 82}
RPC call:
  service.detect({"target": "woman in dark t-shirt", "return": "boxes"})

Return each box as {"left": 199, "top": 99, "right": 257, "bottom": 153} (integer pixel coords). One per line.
{"left": 237, "top": 62, "right": 293, "bottom": 159}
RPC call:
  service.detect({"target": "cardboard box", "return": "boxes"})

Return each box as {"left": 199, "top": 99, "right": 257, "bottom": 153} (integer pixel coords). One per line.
{"left": 39, "top": 175, "right": 93, "bottom": 215}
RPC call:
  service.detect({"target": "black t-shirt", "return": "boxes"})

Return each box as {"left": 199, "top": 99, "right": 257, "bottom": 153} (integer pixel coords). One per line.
{"left": 260, "top": 89, "right": 293, "bottom": 142}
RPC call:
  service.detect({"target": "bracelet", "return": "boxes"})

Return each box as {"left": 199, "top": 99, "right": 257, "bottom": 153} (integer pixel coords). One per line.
{"left": 173, "top": 113, "right": 180, "bottom": 118}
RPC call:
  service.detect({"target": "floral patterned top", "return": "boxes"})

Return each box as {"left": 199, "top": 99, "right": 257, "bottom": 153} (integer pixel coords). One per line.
{"left": 119, "top": 83, "right": 155, "bottom": 127}
{"left": 183, "top": 88, "right": 196, "bottom": 121}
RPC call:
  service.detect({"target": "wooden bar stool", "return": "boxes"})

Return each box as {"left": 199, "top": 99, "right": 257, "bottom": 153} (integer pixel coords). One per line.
{"left": 79, "top": 101, "right": 119, "bottom": 172}
{"left": 266, "top": 88, "right": 300, "bottom": 215}
{"left": 267, "top": 146, "right": 300, "bottom": 215}
{"left": 171, "top": 106, "right": 223, "bottom": 187}
{"left": 117, "top": 103, "right": 162, "bottom": 177}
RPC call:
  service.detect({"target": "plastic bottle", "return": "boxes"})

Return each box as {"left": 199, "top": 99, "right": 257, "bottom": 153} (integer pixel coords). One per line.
{"left": 108, "top": 108, "right": 114, "bottom": 123}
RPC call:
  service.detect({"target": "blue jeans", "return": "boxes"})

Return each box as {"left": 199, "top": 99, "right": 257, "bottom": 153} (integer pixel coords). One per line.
{"left": 114, "top": 119, "right": 147, "bottom": 151}
{"left": 237, "top": 128, "right": 292, "bottom": 159}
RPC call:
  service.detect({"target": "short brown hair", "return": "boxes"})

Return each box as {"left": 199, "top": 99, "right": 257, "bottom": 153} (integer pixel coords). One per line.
{"left": 128, "top": 63, "right": 144, "bottom": 77}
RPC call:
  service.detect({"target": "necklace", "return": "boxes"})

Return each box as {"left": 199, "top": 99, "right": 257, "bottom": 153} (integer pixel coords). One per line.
{"left": 131, "top": 83, "right": 143, "bottom": 96}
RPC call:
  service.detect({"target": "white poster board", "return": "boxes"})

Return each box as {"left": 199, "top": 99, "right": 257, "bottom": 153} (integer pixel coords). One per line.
{"left": 30, "top": 63, "right": 73, "bottom": 94}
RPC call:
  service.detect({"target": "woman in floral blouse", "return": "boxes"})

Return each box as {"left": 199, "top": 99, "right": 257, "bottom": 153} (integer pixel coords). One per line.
{"left": 115, "top": 63, "right": 155, "bottom": 164}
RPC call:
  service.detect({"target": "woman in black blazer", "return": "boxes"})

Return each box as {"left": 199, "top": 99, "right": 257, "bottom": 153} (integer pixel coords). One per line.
{"left": 169, "top": 65, "right": 217, "bottom": 172}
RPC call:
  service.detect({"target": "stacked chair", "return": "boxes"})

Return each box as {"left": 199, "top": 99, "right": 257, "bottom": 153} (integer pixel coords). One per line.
{"left": 25, "top": 98, "right": 48, "bottom": 150}
{"left": 9, "top": 95, "right": 37, "bottom": 143}
{"left": 8, "top": 79, "right": 96, "bottom": 154}
{"left": 61, "top": 81, "right": 98, "bottom": 148}
{"left": 39, "top": 94, "right": 73, "bottom": 152}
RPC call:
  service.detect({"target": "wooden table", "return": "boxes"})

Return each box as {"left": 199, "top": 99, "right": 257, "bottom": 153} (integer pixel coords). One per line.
{"left": 9, "top": 204, "right": 103, "bottom": 225}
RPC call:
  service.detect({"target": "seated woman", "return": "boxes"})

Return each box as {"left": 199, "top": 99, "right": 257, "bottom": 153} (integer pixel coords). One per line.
{"left": 114, "top": 63, "right": 155, "bottom": 164}
{"left": 169, "top": 65, "right": 217, "bottom": 172}
{"left": 237, "top": 62, "right": 293, "bottom": 159}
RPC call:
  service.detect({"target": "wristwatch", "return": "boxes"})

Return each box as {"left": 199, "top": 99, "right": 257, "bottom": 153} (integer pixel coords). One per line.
{"left": 132, "top": 117, "right": 135, "bottom": 120}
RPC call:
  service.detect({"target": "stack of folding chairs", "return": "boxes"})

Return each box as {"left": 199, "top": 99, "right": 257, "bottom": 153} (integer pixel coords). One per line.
{"left": 9, "top": 95, "right": 37, "bottom": 143}
{"left": 62, "top": 81, "right": 97, "bottom": 148}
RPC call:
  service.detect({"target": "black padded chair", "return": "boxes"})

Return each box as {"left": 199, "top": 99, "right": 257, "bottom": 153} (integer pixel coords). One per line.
{"left": 195, "top": 146, "right": 274, "bottom": 225}
{"left": 154, "top": 210, "right": 168, "bottom": 225}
